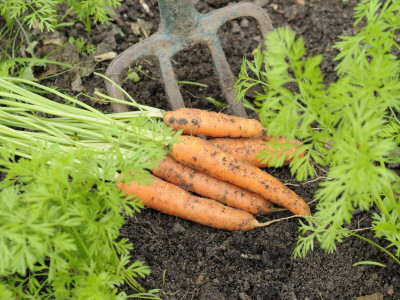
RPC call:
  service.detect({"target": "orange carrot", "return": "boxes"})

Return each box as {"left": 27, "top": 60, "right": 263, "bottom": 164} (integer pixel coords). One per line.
{"left": 152, "top": 154, "right": 276, "bottom": 215}
{"left": 118, "top": 175, "right": 271, "bottom": 231}
{"left": 209, "top": 137, "right": 303, "bottom": 168}
{"left": 163, "top": 108, "right": 263, "bottom": 137}
{"left": 169, "top": 135, "right": 311, "bottom": 216}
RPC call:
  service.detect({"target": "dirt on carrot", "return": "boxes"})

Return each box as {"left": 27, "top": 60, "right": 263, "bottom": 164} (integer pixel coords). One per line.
{"left": 163, "top": 108, "right": 263, "bottom": 138}
{"left": 209, "top": 137, "right": 303, "bottom": 168}
{"left": 152, "top": 154, "right": 277, "bottom": 215}
{"left": 117, "top": 175, "right": 269, "bottom": 232}
{"left": 169, "top": 135, "right": 311, "bottom": 216}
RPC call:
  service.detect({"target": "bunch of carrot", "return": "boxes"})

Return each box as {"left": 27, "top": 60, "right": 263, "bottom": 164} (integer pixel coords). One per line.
{"left": 118, "top": 108, "right": 311, "bottom": 232}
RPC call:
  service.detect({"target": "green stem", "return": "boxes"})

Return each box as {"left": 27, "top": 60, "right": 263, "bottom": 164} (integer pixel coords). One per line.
{"left": 0, "top": 137, "right": 36, "bottom": 154}
{"left": 348, "top": 232, "right": 400, "bottom": 265}
{"left": 0, "top": 78, "right": 106, "bottom": 118}
{"left": 383, "top": 186, "right": 400, "bottom": 217}
{"left": 59, "top": 7, "right": 75, "bottom": 23}
{"left": 0, "top": 146, "right": 32, "bottom": 159}
{"left": 372, "top": 193, "right": 390, "bottom": 220}
{"left": 0, "top": 97, "right": 111, "bottom": 126}
{"left": 110, "top": 243, "right": 145, "bottom": 293}
{"left": 32, "top": 276, "right": 48, "bottom": 298}
{"left": 379, "top": 160, "right": 400, "bottom": 218}
{"left": 0, "top": 58, "right": 73, "bottom": 70}
{"left": 178, "top": 81, "right": 208, "bottom": 88}
{"left": 96, "top": 72, "right": 143, "bottom": 108}
{"left": 107, "top": 111, "right": 165, "bottom": 120}
{"left": 92, "top": 91, "right": 163, "bottom": 115}
{"left": 0, "top": 123, "right": 36, "bottom": 142}
{"left": 0, "top": 78, "right": 171, "bottom": 144}
{"left": 15, "top": 19, "right": 32, "bottom": 56}
{"left": 0, "top": 110, "right": 72, "bottom": 142}
{"left": 71, "top": 228, "right": 91, "bottom": 257}
{"left": 134, "top": 66, "right": 156, "bottom": 81}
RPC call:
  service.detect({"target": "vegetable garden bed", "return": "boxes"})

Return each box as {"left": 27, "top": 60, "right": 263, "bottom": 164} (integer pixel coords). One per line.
{"left": 1, "top": 0, "right": 399, "bottom": 299}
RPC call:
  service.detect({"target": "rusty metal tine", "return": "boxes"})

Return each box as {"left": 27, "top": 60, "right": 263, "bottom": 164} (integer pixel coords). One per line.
{"left": 105, "top": 1, "right": 273, "bottom": 116}
{"left": 158, "top": 54, "right": 186, "bottom": 110}
{"left": 105, "top": 35, "right": 160, "bottom": 112}
{"left": 201, "top": 2, "right": 273, "bottom": 117}
{"left": 207, "top": 2, "right": 273, "bottom": 38}
{"left": 106, "top": 32, "right": 187, "bottom": 113}
{"left": 158, "top": 0, "right": 199, "bottom": 34}
{"left": 207, "top": 36, "right": 247, "bottom": 117}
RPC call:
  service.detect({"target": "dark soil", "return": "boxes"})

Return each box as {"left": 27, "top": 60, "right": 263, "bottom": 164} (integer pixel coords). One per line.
{"left": 10, "top": 0, "right": 400, "bottom": 299}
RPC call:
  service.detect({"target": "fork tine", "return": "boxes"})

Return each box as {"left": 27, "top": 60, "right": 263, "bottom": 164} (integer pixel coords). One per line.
{"left": 158, "top": 54, "right": 186, "bottom": 110}
{"left": 105, "top": 1, "right": 273, "bottom": 116}
{"left": 208, "top": 2, "right": 273, "bottom": 37}
{"left": 105, "top": 36, "right": 159, "bottom": 112}
{"left": 207, "top": 36, "right": 247, "bottom": 117}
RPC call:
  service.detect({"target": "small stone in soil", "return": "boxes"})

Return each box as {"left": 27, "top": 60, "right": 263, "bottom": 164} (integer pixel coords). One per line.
{"left": 240, "top": 18, "right": 249, "bottom": 28}
{"left": 231, "top": 21, "right": 241, "bottom": 33}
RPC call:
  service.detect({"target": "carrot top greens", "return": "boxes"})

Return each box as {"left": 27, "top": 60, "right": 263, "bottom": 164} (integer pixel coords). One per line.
{"left": 236, "top": 0, "right": 400, "bottom": 265}
{"left": 0, "top": 75, "right": 179, "bottom": 298}
{"left": 0, "top": 0, "right": 121, "bottom": 33}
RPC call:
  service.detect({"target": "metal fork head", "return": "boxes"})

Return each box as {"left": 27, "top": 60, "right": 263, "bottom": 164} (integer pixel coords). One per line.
{"left": 105, "top": 0, "right": 273, "bottom": 117}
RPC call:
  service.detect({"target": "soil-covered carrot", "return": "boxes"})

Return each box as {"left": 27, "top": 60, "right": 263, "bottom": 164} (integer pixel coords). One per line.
{"left": 163, "top": 108, "right": 263, "bottom": 137}
{"left": 117, "top": 175, "right": 271, "bottom": 231}
{"left": 152, "top": 154, "right": 276, "bottom": 215}
{"left": 169, "top": 135, "right": 311, "bottom": 216}
{"left": 209, "top": 137, "right": 303, "bottom": 168}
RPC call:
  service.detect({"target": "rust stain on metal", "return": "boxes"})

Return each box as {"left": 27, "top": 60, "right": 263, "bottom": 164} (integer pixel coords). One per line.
{"left": 105, "top": 0, "right": 273, "bottom": 116}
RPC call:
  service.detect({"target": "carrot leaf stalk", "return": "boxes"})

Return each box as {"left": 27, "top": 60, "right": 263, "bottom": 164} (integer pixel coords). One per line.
{"left": 0, "top": 76, "right": 180, "bottom": 179}
{"left": 236, "top": 1, "right": 400, "bottom": 265}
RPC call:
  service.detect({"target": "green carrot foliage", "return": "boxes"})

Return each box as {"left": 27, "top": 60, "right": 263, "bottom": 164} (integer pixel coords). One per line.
{"left": 0, "top": 145, "right": 162, "bottom": 299}
{"left": 0, "top": 76, "right": 177, "bottom": 298}
{"left": 235, "top": 0, "right": 400, "bottom": 262}
{"left": 0, "top": 0, "right": 121, "bottom": 32}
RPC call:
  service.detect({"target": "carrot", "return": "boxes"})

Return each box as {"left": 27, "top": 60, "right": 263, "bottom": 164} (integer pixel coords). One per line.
{"left": 151, "top": 154, "right": 276, "bottom": 215}
{"left": 117, "top": 175, "right": 272, "bottom": 231}
{"left": 163, "top": 108, "right": 263, "bottom": 137}
{"left": 209, "top": 137, "right": 303, "bottom": 168}
{"left": 169, "top": 135, "right": 311, "bottom": 216}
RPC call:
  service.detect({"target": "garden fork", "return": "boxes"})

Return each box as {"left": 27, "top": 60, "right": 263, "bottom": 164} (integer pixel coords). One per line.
{"left": 105, "top": 0, "right": 273, "bottom": 117}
